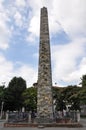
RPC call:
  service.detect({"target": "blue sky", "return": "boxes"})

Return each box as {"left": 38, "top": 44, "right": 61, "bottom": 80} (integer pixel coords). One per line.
{"left": 0, "top": 0, "right": 86, "bottom": 87}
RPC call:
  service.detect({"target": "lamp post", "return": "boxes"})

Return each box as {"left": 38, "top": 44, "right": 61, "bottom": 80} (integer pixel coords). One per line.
{"left": 0, "top": 101, "right": 4, "bottom": 119}
{"left": 0, "top": 82, "right": 5, "bottom": 119}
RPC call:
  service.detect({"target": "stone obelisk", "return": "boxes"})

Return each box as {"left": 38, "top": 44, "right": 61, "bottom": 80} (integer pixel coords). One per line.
{"left": 37, "top": 7, "right": 54, "bottom": 123}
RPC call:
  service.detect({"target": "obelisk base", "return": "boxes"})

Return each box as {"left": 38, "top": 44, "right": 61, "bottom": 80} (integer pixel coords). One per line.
{"left": 36, "top": 116, "right": 54, "bottom": 124}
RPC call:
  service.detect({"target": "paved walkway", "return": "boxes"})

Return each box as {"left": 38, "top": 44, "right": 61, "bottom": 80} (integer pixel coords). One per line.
{"left": 80, "top": 118, "right": 86, "bottom": 127}
{"left": 0, "top": 118, "right": 86, "bottom": 130}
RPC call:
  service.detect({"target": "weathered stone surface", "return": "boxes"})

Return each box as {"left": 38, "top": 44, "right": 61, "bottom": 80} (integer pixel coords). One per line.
{"left": 37, "top": 7, "right": 54, "bottom": 123}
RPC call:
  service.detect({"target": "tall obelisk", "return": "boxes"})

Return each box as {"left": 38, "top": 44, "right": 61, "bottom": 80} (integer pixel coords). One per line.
{"left": 37, "top": 7, "right": 54, "bottom": 123}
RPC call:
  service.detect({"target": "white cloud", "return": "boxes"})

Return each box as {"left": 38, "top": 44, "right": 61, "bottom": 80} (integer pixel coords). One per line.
{"left": 27, "top": 0, "right": 42, "bottom": 12}
{"left": 26, "top": 33, "right": 36, "bottom": 43}
{"left": 28, "top": 15, "right": 40, "bottom": 37}
{"left": 0, "top": 0, "right": 86, "bottom": 87}
{"left": 15, "top": 0, "right": 26, "bottom": 7}
{"left": 49, "top": 0, "right": 86, "bottom": 86}
{"left": 14, "top": 0, "right": 86, "bottom": 86}
{"left": 0, "top": 1, "right": 11, "bottom": 50}
{"left": 0, "top": 1, "right": 38, "bottom": 87}
{"left": 26, "top": 15, "right": 40, "bottom": 43}
{"left": 0, "top": 54, "right": 37, "bottom": 87}
{"left": 0, "top": 19, "right": 10, "bottom": 49}
{"left": 51, "top": 0, "right": 86, "bottom": 38}
{"left": 62, "top": 57, "right": 86, "bottom": 86}
{"left": 26, "top": 0, "right": 55, "bottom": 42}
{"left": 14, "top": 11, "right": 23, "bottom": 27}
{"left": 52, "top": 38, "right": 86, "bottom": 86}
{"left": 0, "top": 54, "right": 13, "bottom": 86}
{"left": 26, "top": 0, "right": 86, "bottom": 39}
{"left": 17, "top": 65, "right": 37, "bottom": 87}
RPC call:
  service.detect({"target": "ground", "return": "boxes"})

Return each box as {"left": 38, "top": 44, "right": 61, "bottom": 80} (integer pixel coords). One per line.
{"left": 0, "top": 118, "right": 86, "bottom": 130}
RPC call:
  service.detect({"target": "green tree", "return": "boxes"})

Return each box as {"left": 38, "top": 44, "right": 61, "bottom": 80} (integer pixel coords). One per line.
{"left": 80, "top": 74, "right": 86, "bottom": 87}
{"left": 78, "top": 88, "right": 86, "bottom": 105}
{"left": 0, "top": 86, "right": 5, "bottom": 110}
{"left": 53, "top": 85, "right": 81, "bottom": 111}
{"left": 69, "top": 94, "right": 81, "bottom": 111}
{"left": 63, "top": 85, "right": 81, "bottom": 111}
{"left": 53, "top": 87, "right": 66, "bottom": 111}
{"left": 23, "top": 87, "right": 37, "bottom": 111}
{"left": 78, "top": 74, "right": 86, "bottom": 105}
{"left": 4, "top": 77, "right": 26, "bottom": 111}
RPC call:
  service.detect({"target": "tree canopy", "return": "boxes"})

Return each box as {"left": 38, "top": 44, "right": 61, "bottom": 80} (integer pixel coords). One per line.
{"left": 0, "top": 75, "right": 86, "bottom": 112}
{"left": 80, "top": 74, "right": 86, "bottom": 87}
{"left": 23, "top": 87, "right": 37, "bottom": 111}
{"left": 4, "top": 77, "right": 26, "bottom": 111}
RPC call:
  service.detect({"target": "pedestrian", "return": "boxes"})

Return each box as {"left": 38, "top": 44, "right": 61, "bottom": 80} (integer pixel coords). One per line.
{"left": 31, "top": 111, "right": 35, "bottom": 123}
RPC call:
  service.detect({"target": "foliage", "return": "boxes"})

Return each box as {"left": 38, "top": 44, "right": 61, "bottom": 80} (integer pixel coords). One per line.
{"left": 78, "top": 88, "right": 86, "bottom": 105}
{"left": 1, "top": 75, "right": 86, "bottom": 112}
{"left": 63, "top": 85, "right": 81, "bottom": 110}
{"left": 4, "top": 77, "right": 26, "bottom": 111}
{"left": 53, "top": 85, "right": 81, "bottom": 111}
{"left": 80, "top": 74, "right": 86, "bottom": 87}
{"left": 69, "top": 93, "right": 81, "bottom": 111}
{"left": 0, "top": 86, "right": 5, "bottom": 110}
{"left": 53, "top": 87, "right": 66, "bottom": 111}
{"left": 78, "top": 74, "right": 86, "bottom": 104}
{"left": 23, "top": 87, "right": 37, "bottom": 111}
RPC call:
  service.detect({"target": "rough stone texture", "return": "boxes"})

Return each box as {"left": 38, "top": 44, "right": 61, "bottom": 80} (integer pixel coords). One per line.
{"left": 37, "top": 7, "right": 54, "bottom": 123}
